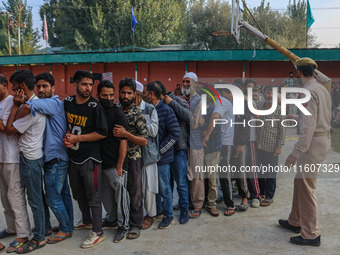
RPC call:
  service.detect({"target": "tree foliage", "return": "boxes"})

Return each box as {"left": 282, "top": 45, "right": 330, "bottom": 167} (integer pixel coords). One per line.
{"left": 41, "top": 0, "right": 185, "bottom": 50}
{"left": 1, "top": 0, "right": 40, "bottom": 55}
{"left": 184, "top": 0, "right": 319, "bottom": 50}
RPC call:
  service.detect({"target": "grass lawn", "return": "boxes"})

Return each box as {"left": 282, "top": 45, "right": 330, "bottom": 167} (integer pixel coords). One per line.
{"left": 331, "top": 128, "right": 340, "bottom": 154}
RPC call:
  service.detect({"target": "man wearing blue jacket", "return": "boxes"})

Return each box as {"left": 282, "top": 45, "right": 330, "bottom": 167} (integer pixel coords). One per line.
{"left": 143, "top": 81, "right": 180, "bottom": 229}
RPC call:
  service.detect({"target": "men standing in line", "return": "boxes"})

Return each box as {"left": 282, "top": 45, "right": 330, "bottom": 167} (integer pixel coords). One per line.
{"left": 281, "top": 58, "right": 332, "bottom": 247}
{"left": 5, "top": 70, "right": 47, "bottom": 253}
{"left": 113, "top": 78, "right": 147, "bottom": 239}
{"left": 181, "top": 72, "right": 205, "bottom": 218}
{"left": 0, "top": 74, "right": 31, "bottom": 253}
{"left": 97, "top": 80, "right": 130, "bottom": 243}
{"left": 134, "top": 81, "right": 160, "bottom": 229}
{"left": 158, "top": 82, "right": 191, "bottom": 223}
{"left": 203, "top": 86, "right": 234, "bottom": 216}
{"left": 63, "top": 70, "right": 108, "bottom": 248}
{"left": 13, "top": 72, "right": 74, "bottom": 245}
{"left": 143, "top": 81, "right": 180, "bottom": 228}
{"left": 256, "top": 85, "right": 285, "bottom": 207}
{"left": 201, "top": 93, "right": 222, "bottom": 217}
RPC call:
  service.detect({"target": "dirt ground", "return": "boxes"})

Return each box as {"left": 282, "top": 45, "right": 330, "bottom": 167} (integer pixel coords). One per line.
{"left": 1, "top": 127, "right": 339, "bottom": 255}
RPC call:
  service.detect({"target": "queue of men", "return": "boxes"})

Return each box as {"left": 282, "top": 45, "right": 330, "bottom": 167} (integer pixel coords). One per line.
{"left": 0, "top": 57, "right": 332, "bottom": 252}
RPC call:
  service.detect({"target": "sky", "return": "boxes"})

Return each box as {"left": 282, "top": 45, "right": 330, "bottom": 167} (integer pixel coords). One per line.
{"left": 1, "top": 0, "right": 340, "bottom": 49}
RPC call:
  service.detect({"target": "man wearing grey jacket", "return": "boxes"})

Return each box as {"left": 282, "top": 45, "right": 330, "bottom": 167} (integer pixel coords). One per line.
{"left": 159, "top": 82, "right": 190, "bottom": 224}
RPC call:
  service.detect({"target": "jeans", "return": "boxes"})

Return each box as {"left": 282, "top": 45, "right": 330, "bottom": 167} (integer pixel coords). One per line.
{"left": 170, "top": 150, "right": 189, "bottom": 210}
{"left": 257, "top": 149, "right": 279, "bottom": 199}
{"left": 157, "top": 164, "right": 173, "bottom": 217}
{"left": 19, "top": 154, "right": 45, "bottom": 241}
{"left": 44, "top": 160, "right": 73, "bottom": 233}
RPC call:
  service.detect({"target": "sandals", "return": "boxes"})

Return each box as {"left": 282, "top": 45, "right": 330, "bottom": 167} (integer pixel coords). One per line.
{"left": 0, "top": 243, "right": 5, "bottom": 253}
{"left": 47, "top": 232, "right": 72, "bottom": 244}
{"left": 126, "top": 227, "right": 141, "bottom": 240}
{"left": 16, "top": 239, "right": 46, "bottom": 254}
{"left": 224, "top": 207, "right": 236, "bottom": 216}
{"left": 141, "top": 216, "right": 154, "bottom": 230}
{"left": 189, "top": 208, "right": 203, "bottom": 219}
{"left": 260, "top": 198, "right": 273, "bottom": 207}
{"left": 6, "top": 240, "right": 28, "bottom": 253}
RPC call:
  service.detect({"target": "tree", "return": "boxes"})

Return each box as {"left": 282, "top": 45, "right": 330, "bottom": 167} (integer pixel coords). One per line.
{"left": 184, "top": 0, "right": 235, "bottom": 50}
{"left": 40, "top": 0, "right": 185, "bottom": 51}
{"left": 184, "top": 0, "right": 319, "bottom": 50}
{"left": 2, "top": 0, "right": 40, "bottom": 55}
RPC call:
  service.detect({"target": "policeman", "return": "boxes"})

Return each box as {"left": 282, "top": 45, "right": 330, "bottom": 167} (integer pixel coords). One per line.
{"left": 279, "top": 58, "right": 332, "bottom": 246}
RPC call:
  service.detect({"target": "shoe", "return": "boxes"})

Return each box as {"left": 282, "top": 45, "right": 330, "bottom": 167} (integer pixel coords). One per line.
{"left": 179, "top": 209, "right": 189, "bottom": 224}
{"left": 74, "top": 220, "right": 92, "bottom": 230}
{"left": 80, "top": 231, "right": 105, "bottom": 248}
{"left": 102, "top": 219, "right": 118, "bottom": 230}
{"left": 260, "top": 198, "right": 273, "bottom": 207}
{"left": 237, "top": 202, "right": 248, "bottom": 211}
{"left": 278, "top": 220, "right": 301, "bottom": 233}
{"left": 113, "top": 228, "right": 127, "bottom": 243}
{"left": 158, "top": 216, "right": 174, "bottom": 229}
{"left": 141, "top": 216, "right": 154, "bottom": 230}
{"left": 126, "top": 227, "right": 141, "bottom": 239}
{"left": 0, "top": 229, "right": 16, "bottom": 239}
{"left": 290, "top": 235, "right": 320, "bottom": 247}
{"left": 173, "top": 204, "right": 180, "bottom": 210}
{"left": 207, "top": 207, "right": 219, "bottom": 217}
{"left": 251, "top": 198, "right": 260, "bottom": 208}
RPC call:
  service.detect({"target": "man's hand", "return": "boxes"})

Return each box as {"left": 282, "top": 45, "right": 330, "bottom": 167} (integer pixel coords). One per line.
{"left": 235, "top": 145, "right": 243, "bottom": 156}
{"left": 13, "top": 89, "right": 25, "bottom": 107}
{"left": 285, "top": 154, "right": 297, "bottom": 168}
{"left": 163, "top": 95, "right": 172, "bottom": 105}
{"left": 202, "top": 134, "right": 209, "bottom": 148}
{"left": 113, "top": 125, "right": 127, "bottom": 138}
{"left": 273, "top": 147, "right": 281, "bottom": 157}
{"left": 116, "top": 165, "right": 123, "bottom": 177}
{"left": 199, "top": 117, "right": 205, "bottom": 126}
{"left": 63, "top": 134, "right": 76, "bottom": 148}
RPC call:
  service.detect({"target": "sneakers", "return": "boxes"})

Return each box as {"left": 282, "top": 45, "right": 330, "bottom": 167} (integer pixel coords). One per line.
{"left": 179, "top": 209, "right": 189, "bottom": 224}
{"left": 114, "top": 228, "right": 127, "bottom": 243}
{"left": 278, "top": 219, "right": 301, "bottom": 233}
{"left": 80, "top": 231, "right": 105, "bottom": 248}
{"left": 158, "top": 216, "right": 174, "bottom": 229}
{"left": 102, "top": 219, "right": 118, "bottom": 230}
{"left": 74, "top": 220, "right": 92, "bottom": 230}
{"left": 251, "top": 198, "right": 260, "bottom": 208}
{"left": 290, "top": 235, "right": 320, "bottom": 247}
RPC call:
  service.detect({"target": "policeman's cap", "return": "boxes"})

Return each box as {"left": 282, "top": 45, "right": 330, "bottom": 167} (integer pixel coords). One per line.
{"left": 295, "top": 58, "right": 318, "bottom": 69}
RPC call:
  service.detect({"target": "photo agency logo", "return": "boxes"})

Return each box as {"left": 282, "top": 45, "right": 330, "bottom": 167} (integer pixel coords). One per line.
{"left": 200, "top": 84, "right": 312, "bottom": 128}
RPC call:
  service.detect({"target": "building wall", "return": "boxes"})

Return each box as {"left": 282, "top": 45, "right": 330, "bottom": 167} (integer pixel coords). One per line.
{"left": 1, "top": 60, "right": 340, "bottom": 99}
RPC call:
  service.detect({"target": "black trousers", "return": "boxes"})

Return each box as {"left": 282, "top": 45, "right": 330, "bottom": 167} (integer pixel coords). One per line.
{"left": 127, "top": 159, "right": 143, "bottom": 228}
{"left": 68, "top": 159, "right": 102, "bottom": 232}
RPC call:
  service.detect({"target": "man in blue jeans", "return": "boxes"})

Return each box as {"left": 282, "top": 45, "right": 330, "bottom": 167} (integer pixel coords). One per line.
{"left": 5, "top": 70, "right": 47, "bottom": 253}
{"left": 159, "top": 82, "right": 190, "bottom": 224}
{"left": 15, "top": 72, "right": 73, "bottom": 244}
{"left": 143, "top": 81, "right": 180, "bottom": 229}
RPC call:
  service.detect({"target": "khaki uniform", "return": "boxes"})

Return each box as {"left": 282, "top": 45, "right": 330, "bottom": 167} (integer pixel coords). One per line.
{"left": 288, "top": 78, "right": 332, "bottom": 239}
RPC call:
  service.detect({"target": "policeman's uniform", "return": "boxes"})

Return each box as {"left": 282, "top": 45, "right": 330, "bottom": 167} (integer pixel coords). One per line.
{"left": 287, "top": 58, "right": 332, "bottom": 240}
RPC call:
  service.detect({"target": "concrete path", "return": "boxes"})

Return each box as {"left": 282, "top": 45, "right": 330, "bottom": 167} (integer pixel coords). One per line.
{"left": 1, "top": 127, "right": 339, "bottom": 254}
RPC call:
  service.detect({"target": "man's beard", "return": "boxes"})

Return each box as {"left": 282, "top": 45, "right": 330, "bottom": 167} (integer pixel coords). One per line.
{"left": 38, "top": 90, "right": 52, "bottom": 99}
{"left": 182, "top": 85, "right": 195, "bottom": 96}
{"left": 120, "top": 96, "right": 134, "bottom": 107}
{"left": 77, "top": 86, "right": 90, "bottom": 98}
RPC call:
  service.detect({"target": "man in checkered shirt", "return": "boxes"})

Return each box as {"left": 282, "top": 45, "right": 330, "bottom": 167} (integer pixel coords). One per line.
{"left": 256, "top": 85, "right": 286, "bottom": 207}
